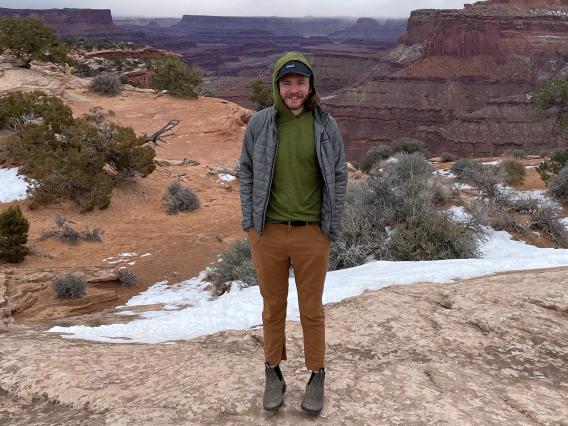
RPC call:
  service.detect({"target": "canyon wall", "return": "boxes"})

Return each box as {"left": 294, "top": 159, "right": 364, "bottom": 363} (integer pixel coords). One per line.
{"left": 0, "top": 8, "right": 126, "bottom": 37}
{"left": 325, "top": 0, "right": 568, "bottom": 160}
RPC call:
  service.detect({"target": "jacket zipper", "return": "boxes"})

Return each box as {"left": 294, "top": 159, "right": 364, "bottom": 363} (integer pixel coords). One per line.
{"left": 316, "top": 116, "right": 333, "bottom": 229}
{"left": 261, "top": 110, "right": 279, "bottom": 234}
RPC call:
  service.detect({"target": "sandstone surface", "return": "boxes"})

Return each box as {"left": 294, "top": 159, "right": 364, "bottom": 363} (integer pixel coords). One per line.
{"left": 0, "top": 268, "right": 567, "bottom": 424}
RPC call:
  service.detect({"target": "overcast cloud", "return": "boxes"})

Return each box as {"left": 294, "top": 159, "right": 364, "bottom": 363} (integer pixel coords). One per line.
{"left": 0, "top": 1, "right": 468, "bottom": 18}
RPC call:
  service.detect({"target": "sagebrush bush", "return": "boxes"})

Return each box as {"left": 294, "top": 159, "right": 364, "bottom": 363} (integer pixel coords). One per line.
{"left": 390, "top": 138, "right": 429, "bottom": 157}
{"left": 117, "top": 268, "right": 137, "bottom": 287}
{"left": 41, "top": 217, "right": 103, "bottom": 244}
{"left": 205, "top": 239, "right": 257, "bottom": 294}
{"left": 452, "top": 158, "right": 503, "bottom": 200}
{"left": 2, "top": 93, "right": 156, "bottom": 212}
{"left": 52, "top": 273, "right": 86, "bottom": 299}
{"left": 548, "top": 165, "right": 568, "bottom": 203}
{"left": 440, "top": 152, "right": 455, "bottom": 162}
{"left": 329, "top": 153, "right": 484, "bottom": 269}
{"left": 90, "top": 73, "right": 122, "bottom": 95}
{"left": 163, "top": 181, "right": 200, "bottom": 214}
{"left": 537, "top": 148, "right": 568, "bottom": 183}
{"left": 0, "top": 205, "right": 29, "bottom": 263}
{"left": 360, "top": 145, "right": 392, "bottom": 173}
{"left": 501, "top": 158, "right": 526, "bottom": 186}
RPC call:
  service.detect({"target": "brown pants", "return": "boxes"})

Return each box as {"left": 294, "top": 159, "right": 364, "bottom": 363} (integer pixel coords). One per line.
{"left": 249, "top": 223, "right": 330, "bottom": 371}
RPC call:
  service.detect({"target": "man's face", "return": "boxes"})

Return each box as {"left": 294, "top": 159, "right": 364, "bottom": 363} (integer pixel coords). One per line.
{"left": 278, "top": 73, "right": 310, "bottom": 114}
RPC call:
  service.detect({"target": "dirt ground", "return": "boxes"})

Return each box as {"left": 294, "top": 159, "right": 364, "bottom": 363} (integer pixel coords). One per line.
{"left": 1, "top": 89, "right": 250, "bottom": 323}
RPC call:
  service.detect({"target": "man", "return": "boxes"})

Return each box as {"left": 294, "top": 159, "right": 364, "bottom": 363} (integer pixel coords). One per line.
{"left": 239, "top": 52, "right": 347, "bottom": 414}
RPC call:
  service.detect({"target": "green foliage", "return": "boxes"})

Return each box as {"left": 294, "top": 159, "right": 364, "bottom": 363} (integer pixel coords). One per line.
{"left": 537, "top": 148, "right": 568, "bottom": 183}
{"left": 150, "top": 57, "right": 202, "bottom": 99}
{"left": 0, "top": 90, "right": 74, "bottom": 133}
{"left": 0, "top": 18, "right": 70, "bottom": 65}
{"left": 206, "top": 239, "right": 258, "bottom": 294}
{"left": 501, "top": 158, "right": 526, "bottom": 186}
{"left": 329, "top": 153, "right": 484, "bottom": 269}
{"left": 439, "top": 152, "right": 455, "bottom": 162}
{"left": 52, "top": 273, "right": 86, "bottom": 299}
{"left": 2, "top": 92, "right": 156, "bottom": 212}
{"left": 533, "top": 77, "right": 568, "bottom": 133}
{"left": 90, "top": 73, "right": 122, "bottom": 95}
{"left": 548, "top": 165, "right": 568, "bottom": 203}
{"left": 360, "top": 145, "right": 392, "bottom": 173}
{"left": 0, "top": 205, "right": 29, "bottom": 263}
{"left": 250, "top": 79, "right": 273, "bottom": 110}
{"left": 390, "top": 138, "right": 429, "bottom": 157}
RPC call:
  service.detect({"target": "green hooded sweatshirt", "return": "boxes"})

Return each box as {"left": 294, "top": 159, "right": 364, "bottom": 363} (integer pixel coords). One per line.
{"left": 265, "top": 52, "right": 322, "bottom": 223}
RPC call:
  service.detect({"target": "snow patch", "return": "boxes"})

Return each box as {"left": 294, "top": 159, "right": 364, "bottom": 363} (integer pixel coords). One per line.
{"left": 0, "top": 167, "right": 30, "bottom": 203}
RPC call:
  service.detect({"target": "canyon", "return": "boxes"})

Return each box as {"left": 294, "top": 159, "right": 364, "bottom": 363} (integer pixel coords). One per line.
{"left": 324, "top": 0, "right": 568, "bottom": 159}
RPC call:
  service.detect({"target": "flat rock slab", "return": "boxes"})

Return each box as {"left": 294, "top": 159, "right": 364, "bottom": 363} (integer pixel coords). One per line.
{"left": 0, "top": 268, "right": 567, "bottom": 425}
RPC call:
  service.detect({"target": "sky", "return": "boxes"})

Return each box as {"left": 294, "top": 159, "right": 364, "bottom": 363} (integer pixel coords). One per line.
{"left": 0, "top": 0, "right": 469, "bottom": 18}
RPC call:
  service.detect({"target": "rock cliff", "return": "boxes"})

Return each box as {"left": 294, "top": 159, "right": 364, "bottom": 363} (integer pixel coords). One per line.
{"left": 0, "top": 8, "right": 126, "bottom": 37}
{"left": 325, "top": 0, "right": 568, "bottom": 159}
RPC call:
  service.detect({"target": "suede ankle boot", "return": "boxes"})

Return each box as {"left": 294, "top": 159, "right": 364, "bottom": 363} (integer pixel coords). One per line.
{"left": 263, "top": 363, "right": 286, "bottom": 411}
{"left": 301, "top": 368, "right": 325, "bottom": 414}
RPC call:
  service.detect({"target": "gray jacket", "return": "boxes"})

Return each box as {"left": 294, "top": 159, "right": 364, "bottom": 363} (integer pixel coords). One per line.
{"left": 239, "top": 105, "right": 347, "bottom": 241}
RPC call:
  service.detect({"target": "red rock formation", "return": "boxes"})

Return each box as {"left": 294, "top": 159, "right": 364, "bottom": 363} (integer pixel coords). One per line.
{"left": 85, "top": 48, "right": 182, "bottom": 60}
{"left": 0, "top": 8, "right": 126, "bottom": 37}
{"left": 325, "top": 1, "right": 568, "bottom": 159}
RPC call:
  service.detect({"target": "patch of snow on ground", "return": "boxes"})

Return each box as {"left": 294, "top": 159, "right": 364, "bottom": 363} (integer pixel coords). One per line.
{"left": 482, "top": 160, "right": 501, "bottom": 166}
{"left": 219, "top": 174, "right": 236, "bottom": 182}
{"left": 48, "top": 227, "right": 568, "bottom": 344}
{"left": 0, "top": 168, "right": 30, "bottom": 203}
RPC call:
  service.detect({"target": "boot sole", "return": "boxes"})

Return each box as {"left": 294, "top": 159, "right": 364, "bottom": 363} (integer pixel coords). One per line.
{"left": 300, "top": 403, "right": 322, "bottom": 415}
{"left": 263, "top": 383, "right": 286, "bottom": 411}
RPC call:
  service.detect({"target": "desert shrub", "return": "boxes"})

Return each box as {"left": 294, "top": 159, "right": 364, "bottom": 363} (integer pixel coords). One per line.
{"left": 52, "top": 273, "right": 86, "bottom": 299}
{"left": 360, "top": 145, "right": 392, "bottom": 173}
{"left": 3, "top": 94, "right": 155, "bottom": 211}
{"left": 163, "top": 181, "right": 201, "bottom": 214}
{"left": 250, "top": 79, "right": 273, "bottom": 110}
{"left": 0, "top": 18, "right": 70, "bottom": 66}
{"left": 0, "top": 90, "right": 74, "bottom": 133}
{"left": 452, "top": 158, "right": 503, "bottom": 200}
{"left": 0, "top": 205, "right": 29, "bottom": 263}
{"left": 533, "top": 76, "right": 568, "bottom": 134}
{"left": 439, "top": 152, "right": 455, "bottom": 162}
{"left": 503, "top": 149, "right": 526, "bottom": 159}
{"left": 329, "top": 153, "right": 484, "bottom": 269}
{"left": 150, "top": 56, "right": 202, "bottom": 99}
{"left": 81, "top": 227, "right": 104, "bottom": 241}
{"left": 537, "top": 148, "right": 568, "bottom": 183}
{"left": 90, "top": 73, "right": 122, "bottom": 95}
{"left": 41, "top": 217, "right": 103, "bottom": 244}
{"left": 382, "top": 152, "right": 434, "bottom": 182}
{"left": 117, "top": 268, "right": 137, "bottom": 287}
{"left": 548, "top": 165, "right": 568, "bottom": 203}
{"left": 501, "top": 158, "right": 526, "bottom": 186}
{"left": 206, "top": 239, "right": 257, "bottom": 294}
{"left": 386, "top": 211, "right": 481, "bottom": 260}
{"left": 390, "top": 138, "right": 429, "bottom": 157}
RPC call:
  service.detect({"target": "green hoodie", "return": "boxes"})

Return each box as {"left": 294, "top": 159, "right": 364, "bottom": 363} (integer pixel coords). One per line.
{"left": 265, "top": 52, "right": 323, "bottom": 223}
